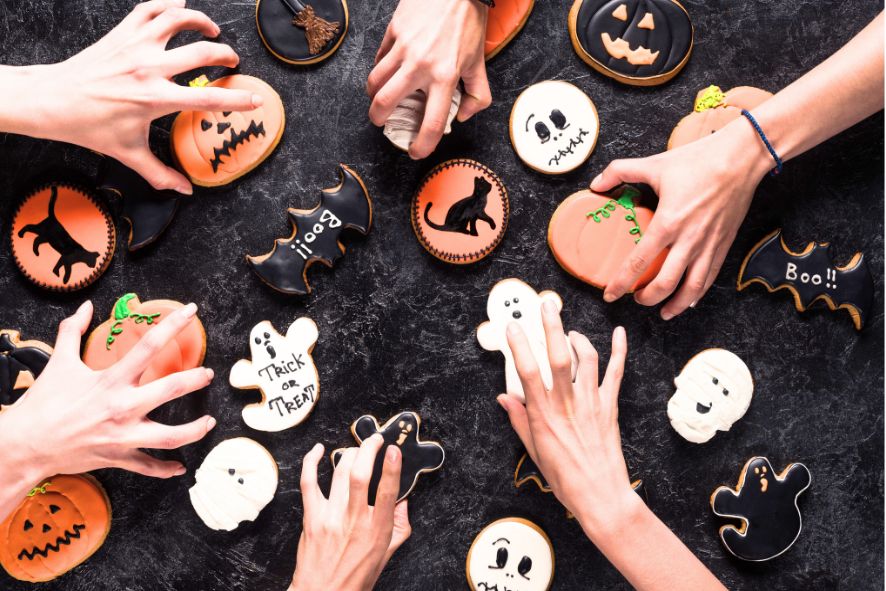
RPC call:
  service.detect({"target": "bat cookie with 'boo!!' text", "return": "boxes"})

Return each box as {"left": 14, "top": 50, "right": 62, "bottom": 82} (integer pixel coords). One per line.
{"left": 247, "top": 164, "right": 372, "bottom": 295}
{"left": 229, "top": 318, "right": 320, "bottom": 432}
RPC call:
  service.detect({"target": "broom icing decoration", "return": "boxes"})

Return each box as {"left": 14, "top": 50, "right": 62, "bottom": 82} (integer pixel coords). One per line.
{"left": 280, "top": 0, "right": 340, "bottom": 55}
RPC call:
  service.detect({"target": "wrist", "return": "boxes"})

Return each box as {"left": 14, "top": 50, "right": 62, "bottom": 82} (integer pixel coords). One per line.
{"left": 573, "top": 487, "right": 648, "bottom": 544}
{"left": 718, "top": 116, "right": 775, "bottom": 183}
{"left": 0, "top": 411, "right": 47, "bottom": 491}
{"left": 0, "top": 64, "right": 57, "bottom": 139}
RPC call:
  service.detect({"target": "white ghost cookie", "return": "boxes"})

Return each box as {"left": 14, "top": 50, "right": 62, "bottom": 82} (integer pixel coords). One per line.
{"left": 383, "top": 88, "right": 462, "bottom": 152}
{"left": 477, "top": 278, "right": 576, "bottom": 401}
{"left": 667, "top": 349, "right": 754, "bottom": 444}
{"left": 466, "top": 517, "right": 555, "bottom": 591}
{"left": 509, "top": 80, "right": 599, "bottom": 175}
{"left": 189, "top": 438, "right": 278, "bottom": 531}
{"left": 230, "top": 318, "right": 320, "bottom": 432}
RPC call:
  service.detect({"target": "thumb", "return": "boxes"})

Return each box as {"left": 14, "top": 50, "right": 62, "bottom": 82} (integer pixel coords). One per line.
{"left": 384, "top": 500, "right": 412, "bottom": 563}
{"left": 590, "top": 158, "right": 651, "bottom": 192}
{"left": 457, "top": 61, "right": 492, "bottom": 122}
{"left": 120, "top": 149, "right": 193, "bottom": 195}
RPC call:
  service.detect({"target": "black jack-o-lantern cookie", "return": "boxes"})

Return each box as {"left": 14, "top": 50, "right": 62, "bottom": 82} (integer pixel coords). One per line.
{"left": 711, "top": 456, "right": 811, "bottom": 562}
{"left": 11, "top": 183, "right": 115, "bottom": 292}
{"left": 466, "top": 517, "right": 554, "bottom": 591}
{"left": 411, "top": 159, "right": 509, "bottom": 264}
{"left": 0, "top": 330, "right": 52, "bottom": 409}
{"left": 256, "top": 0, "right": 348, "bottom": 65}
{"left": 331, "top": 411, "right": 445, "bottom": 503}
{"left": 568, "top": 0, "right": 693, "bottom": 86}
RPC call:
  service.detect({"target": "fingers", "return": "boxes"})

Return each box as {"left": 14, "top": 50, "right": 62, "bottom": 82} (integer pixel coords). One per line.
{"left": 116, "top": 450, "right": 186, "bottom": 478}
{"left": 600, "top": 327, "right": 627, "bottom": 413}
{"left": 633, "top": 244, "right": 691, "bottom": 307}
{"left": 410, "top": 83, "right": 456, "bottom": 159}
{"left": 456, "top": 62, "right": 491, "bottom": 122}
{"left": 300, "top": 443, "right": 326, "bottom": 516}
{"left": 384, "top": 500, "right": 411, "bottom": 562}
{"left": 540, "top": 300, "right": 575, "bottom": 408}
{"left": 366, "top": 50, "right": 401, "bottom": 99}
{"left": 374, "top": 22, "right": 397, "bottom": 65}
{"left": 330, "top": 447, "right": 357, "bottom": 506}
{"left": 568, "top": 331, "right": 600, "bottom": 392}
{"left": 368, "top": 67, "right": 417, "bottom": 127}
{"left": 349, "top": 434, "right": 384, "bottom": 514}
{"left": 497, "top": 394, "right": 535, "bottom": 458}
{"left": 166, "top": 85, "right": 263, "bottom": 115}
{"left": 146, "top": 7, "right": 220, "bottom": 41}
{"left": 135, "top": 367, "right": 214, "bottom": 414}
{"left": 123, "top": 0, "right": 186, "bottom": 26}
{"left": 52, "top": 300, "right": 93, "bottom": 358}
{"left": 161, "top": 41, "right": 239, "bottom": 77}
{"left": 108, "top": 303, "right": 197, "bottom": 382}
{"left": 135, "top": 415, "right": 215, "bottom": 449}
{"left": 603, "top": 221, "right": 670, "bottom": 303}
{"left": 505, "top": 322, "right": 547, "bottom": 410}
{"left": 657, "top": 245, "right": 715, "bottom": 319}
{"left": 372, "top": 445, "right": 402, "bottom": 529}
{"left": 119, "top": 148, "right": 192, "bottom": 195}
{"left": 589, "top": 157, "right": 652, "bottom": 192}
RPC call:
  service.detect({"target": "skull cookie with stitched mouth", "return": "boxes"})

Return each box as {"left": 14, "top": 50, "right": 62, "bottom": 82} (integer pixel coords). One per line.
{"left": 509, "top": 81, "right": 599, "bottom": 175}
{"left": 466, "top": 517, "right": 555, "bottom": 591}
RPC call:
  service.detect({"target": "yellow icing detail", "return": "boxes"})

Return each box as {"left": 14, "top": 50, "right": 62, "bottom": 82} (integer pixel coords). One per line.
{"left": 189, "top": 75, "right": 210, "bottom": 88}
{"left": 694, "top": 85, "right": 727, "bottom": 112}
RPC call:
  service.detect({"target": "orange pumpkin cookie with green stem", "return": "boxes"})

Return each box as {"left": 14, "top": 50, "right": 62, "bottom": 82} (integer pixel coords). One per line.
{"left": 171, "top": 75, "right": 285, "bottom": 187}
{"left": 0, "top": 475, "right": 111, "bottom": 583}
{"left": 668, "top": 85, "right": 772, "bottom": 149}
{"left": 485, "top": 0, "right": 534, "bottom": 59}
{"left": 82, "top": 294, "right": 206, "bottom": 386}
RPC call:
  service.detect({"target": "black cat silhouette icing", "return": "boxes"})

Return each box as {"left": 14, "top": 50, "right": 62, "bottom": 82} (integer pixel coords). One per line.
{"left": 423, "top": 176, "right": 496, "bottom": 236}
{"left": 331, "top": 411, "right": 445, "bottom": 503}
{"left": 711, "top": 456, "right": 811, "bottom": 561}
{"left": 0, "top": 330, "right": 52, "bottom": 408}
{"left": 248, "top": 164, "right": 372, "bottom": 295}
{"left": 17, "top": 185, "right": 99, "bottom": 284}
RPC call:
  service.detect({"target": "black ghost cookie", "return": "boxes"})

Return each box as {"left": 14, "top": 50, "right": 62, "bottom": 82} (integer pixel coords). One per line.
{"left": 568, "top": 0, "right": 693, "bottom": 86}
{"left": 0, "top": 330, "right": 52, "bottom": 408}
{"left": 737, "top": 229, "right": 875, "bottom": 331}
{"left": 256, "top": 0, "right": 348, "bottom": 65}
{"left": 247, "top": 164, "right": 372, "bottom": 295}
{"left": 331, "top": 411, "right": 444, "bottom": 503}
{"left": 711, "top": 456, "right": 811, "bottom": 562}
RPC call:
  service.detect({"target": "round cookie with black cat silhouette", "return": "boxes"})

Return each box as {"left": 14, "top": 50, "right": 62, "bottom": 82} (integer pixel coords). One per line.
{"left": 411, "top": 159, "right": 509, "bottom": 264}
{"left": 11, "top": 183, "right": 115, "bottom": 292}
{"left": 257, "top": 0, "right": 348, "bottom": 65}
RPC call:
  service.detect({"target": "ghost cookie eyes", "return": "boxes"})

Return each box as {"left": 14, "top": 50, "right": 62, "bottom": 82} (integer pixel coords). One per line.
{"left": 466, "top": 517, "right": 555, "bottom": 591}
{"left": 256, "top": 0, "right": 348, "bottom": 65}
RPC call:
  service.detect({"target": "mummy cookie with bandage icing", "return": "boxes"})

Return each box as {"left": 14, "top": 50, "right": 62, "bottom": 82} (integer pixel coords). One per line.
{"left": 230, "top": 318, "right": 320, "bottom": 432}
{"left": 667, "top": 349, "right": 753, "bottom": 444}
{"left": 384, "top": 89, "right": 462, "bottom": 152}
{"left": 466, "top": 517, "right": 555, "bottom": 591}
{"left": 477, "top": 279, "right": 576, "bottom": 400}
{"left": 509, "top": 81, "right": 599, "bottom": 175}
{"left": 189, "top": 438, "right": 278, "bottom": 532}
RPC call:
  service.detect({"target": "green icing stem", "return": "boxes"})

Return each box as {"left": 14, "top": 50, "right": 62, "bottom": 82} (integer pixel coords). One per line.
{"left": 587, "top": 187, "right": 643, "bottom": 244}
{"left": 694, "top": 85, "right": 726, "bottom": 112}
{"left": 106, "top": 293, "right": 162, "bottom": 350}
{"left": 27, "top": 482, "right": 52, "bottom": 497}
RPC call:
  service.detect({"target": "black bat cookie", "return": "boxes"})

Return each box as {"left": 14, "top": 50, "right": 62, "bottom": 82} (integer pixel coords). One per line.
{"left": 0, "top": 330, "right": 52, "bottom": 408}
{"left": 711, "top": 456, "right": 811, "bottom": 562}
{"left": 331, "top": 411, "right": 444, "bottom": 504}
{"left": 737, "top": 229, "right": 875, "bottom": 331}
{"left": 97, "top": 158, "right": 181, "bottom": 251}
{"left": 248, "top": 164, "right": 372, "bottom": 295}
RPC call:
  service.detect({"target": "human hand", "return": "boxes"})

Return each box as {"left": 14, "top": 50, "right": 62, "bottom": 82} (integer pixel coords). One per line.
{"left": 497, "top": 301, "right": 641, "bottom": 537}
{"left": 590, "top": 120, "right": 773, "bottom": 319}
{"left": 366, "top": 0, "right": 490, "bottom": 159}
{"left": 17, "top": 0, "right": 261, "bottom": 194}
{"left": 290, "top": 438, "right": 411, "bottom": 591}
{"left": 0, "top": 300, "right": 216, "bottom": 486}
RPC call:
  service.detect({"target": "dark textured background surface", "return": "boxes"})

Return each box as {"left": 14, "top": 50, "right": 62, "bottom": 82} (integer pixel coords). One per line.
{"left": 0, "top": 0, "right": 883, "bottom": 589}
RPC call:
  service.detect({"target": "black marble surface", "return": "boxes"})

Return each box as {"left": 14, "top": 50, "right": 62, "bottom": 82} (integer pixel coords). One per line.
{"left": 0, "top": 0, "right": 882, "bottom": 589}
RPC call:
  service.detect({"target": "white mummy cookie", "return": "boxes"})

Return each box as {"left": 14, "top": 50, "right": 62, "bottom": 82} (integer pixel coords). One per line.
{"left": 383, "top": 88, "right": 462, "bottom": 152}
{"left": 667, "top": 349, "right": 754, "bottom": 444}
{"left": 189, "top": 438, "right": 278, "bottom": 531}
{"left": 466, "top": 517, "right": 555, "bottom": 591}
{"left": 230, "top": 318, "right": 320, "bottom": 432}
{"left": 509, "top": 80, "right": 599, "bottom": 175}
{"left": 477, "top": 278, "right": 576, "bottom": 401}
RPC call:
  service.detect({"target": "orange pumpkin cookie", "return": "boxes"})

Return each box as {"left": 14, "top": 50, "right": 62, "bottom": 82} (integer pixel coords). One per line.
{"left": 668, "top": 85, "right": 772, "bottom": 149}
{"left": 170, "top": 75, "right": 285, "bottom": 187}
{"left": 411, "top": 159, "right": 509, "bottom": 264}
{"left": 548, "top": 185, "right": 665, "bottom": 291}
{"left": 82, "top": 294, "right": 206, "bottom": 386}
{"left": 485, "top": 0, "right": 534, "bottom": 59}
{"left": 11, "top": 183, "right": 115, "bottom": 292}
{"left": 0, "top": 474, "right": 111, "bottom": 583}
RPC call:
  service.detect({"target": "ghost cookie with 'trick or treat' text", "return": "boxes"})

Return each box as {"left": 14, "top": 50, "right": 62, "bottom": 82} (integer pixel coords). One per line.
{"left": 466, "top": 517, "right": 555, "bottom": 591}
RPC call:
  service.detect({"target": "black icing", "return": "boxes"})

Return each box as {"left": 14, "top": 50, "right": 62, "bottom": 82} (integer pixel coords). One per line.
{"left": 248, "top": 164, "right": 372, "bottom": 295}
{"left": 256, "top": 0, "right": 347, "bottom": 64}
{"left": 0, "top": 332, "right": 50, "bottom": 407}
{"left": 712, "top": 457, "right": 811, "bottom": 562}
{"left": 575, "top": 0, "right": 692, "bottom": 79}
{"left": 515, "top": 452, "right": 645, "bottom": 501}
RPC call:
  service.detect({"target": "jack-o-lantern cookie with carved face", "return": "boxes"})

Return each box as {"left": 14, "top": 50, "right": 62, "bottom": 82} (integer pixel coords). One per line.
{"left": 569, "top": 0, "right": 693, "bottom": 86}
{"left": 171, "top": 75, "right": 285, "bottom": 187}
{"left": 668, "top": 85, "right": 773, "bottom": 149}
{"left": 0, "top": 475, "right": 111, "bottom": 583}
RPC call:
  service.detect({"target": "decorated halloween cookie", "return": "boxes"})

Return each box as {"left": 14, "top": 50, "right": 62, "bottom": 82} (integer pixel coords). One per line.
{"left": 737, "top": 229, "right": 874, "bottom": 331}
{"left": 466, "top": 517, "right": 554, "bottom": 591}
{"left": 485, "top": 0, "right": 535, "bottom": 59}
{"left": 383, "top": 88, "right": 462, "bottom": 153}
{"left": 248, "top": 164, "right": 372, "bottom": 295}
{"left": 711, "top": 457, "right": 811, "bottom": 561}
{"left": 0, "top": 330, "right": 52, "bottom": 409}
{"left": 331, "top": 411, "right": 445, "bottom": 503}
{"left": 0, "top": 475, "right": 111, "bottom": 583}
{"left": 170, "top": 75, "right": 285, "bottom": 187}
{"left": 668, "top": 85, "right": 773, "bottom": 149}
{"left": 82, "top": 294, "right": 206, "bottom": 386}
{"left": 509, "top": 80, "right": 599, "bottom": 175}
{"left": 477, "top": 279, "right": 576, "bottom": 401}
{"left": 230, "top": 318, "right": 320, "bottom": 432}
{"left": 11, "top": 183, "right": 115, "bottom": 292}
{"left": 667, "top": 349, "right": 753, "bottom": 444}
{"left": 256, "top": 0, "right": 348, "bottom": 65}
{"left": 98, "top": 158, "right": 181, "bottom": 252}
{"left": 568, "top": 0, "right": 693, "bottom": 86}
{"left": 189, "top": 438, "right": 279, "bottom": 531}
{"left": 548, "top": 184, "right": 665, "bottom": 291}
{"left": 411, "top": 159, "right": 509, "bottom": 264}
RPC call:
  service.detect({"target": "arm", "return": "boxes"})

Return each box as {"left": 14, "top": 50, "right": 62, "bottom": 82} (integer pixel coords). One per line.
{"left": 0, "top": 301, "right": 215, "bottom": 522}
{"left": 498, "top": 303, "right": 725, "bottom": 590}
{"left": 0, "top": 0, "right": 261, "bottom": 194}
{"left": 592, "top": 13, "right": 884, "bottom": 319}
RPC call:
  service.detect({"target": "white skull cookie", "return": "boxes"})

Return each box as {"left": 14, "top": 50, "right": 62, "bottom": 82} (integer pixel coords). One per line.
{"left": 509, "top": 80, "right": 599, "bottom": 175}
{"left": 466, "top": 517, "right": 555, "bottom": 591}
{"left": 667, "top": 348, "right": 754, "bottom": 444}
{"left": 230, "top": 318, "right": 320, "bottom": 432}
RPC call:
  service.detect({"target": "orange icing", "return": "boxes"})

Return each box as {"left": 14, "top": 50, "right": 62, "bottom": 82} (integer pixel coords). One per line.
{"left": 668, "top": 86, "right": 773, "bottom": 149}
{"left": 485, "top": 0, "right": 534, "bottom": 59}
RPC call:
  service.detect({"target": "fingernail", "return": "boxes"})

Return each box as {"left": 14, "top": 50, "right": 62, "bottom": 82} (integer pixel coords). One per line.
{"left": 77, "top": 300, "right": 92, "bottom": 314}
{"left": 496, "top": 394, "right": 507, "bottom": 410}
{"left": 183, "top": 303, "right": 198, "bottom": 318}
{"left": 174, "top": 465, "right": 187, "bottom": 476}
{"left": 689, "top": 300, "right": 697, "bottom": 309}
{"left": 312, "top": 442, "right": 324, "bottom": 455}
{"left": 205, "top": 368, "right": 214, "bottom": 381}
{"left": 251, "top": 94, "right": 263, "bottom": 108}
{"left": 591, "top": 174, "right": 602, "bottom": 188}
{"left": 661, "top": 311, "right": 674, "bottom": 321}
{"left": 507, "top": 322, "right": 519, "bottom": 336}
{"left": 615, "top": 326, "right": 625, "bottom": 336}
{"left": 603, "top": 292, "right": 616, "bottom": 303}
{"left": 542, "top": 300, "right": 557, "bottom": 314}
{"left": 386, "top": 445, "right": 401, "bottom": 463}
{"left": 206, "top": 416, "right": 216, "bottom": 431}
{"left": 176, "top": 184, "right": 193, "bottom": 196}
